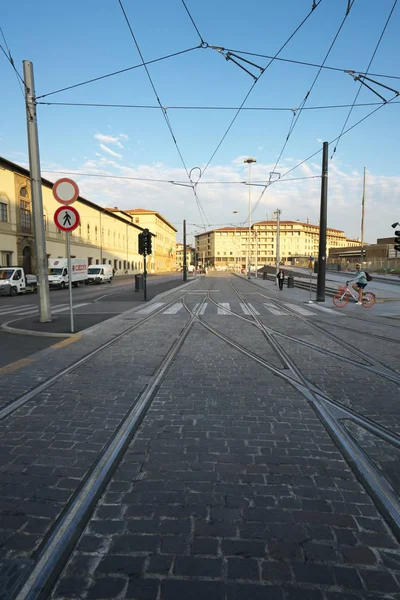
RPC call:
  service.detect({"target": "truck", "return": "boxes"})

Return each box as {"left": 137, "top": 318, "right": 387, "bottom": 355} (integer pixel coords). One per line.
{"left": 0, "top": 267, "right": 37, "bottom": 296}
{"left": 87, "top": 264, "right": 113, "bottom": 284}
{"left": 48, "top": 258, "right": 88, "bottom": 289}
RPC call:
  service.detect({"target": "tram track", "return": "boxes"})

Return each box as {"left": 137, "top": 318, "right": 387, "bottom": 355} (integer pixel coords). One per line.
{"left": 180, "top": 286, "right": 400, "bottom": 545}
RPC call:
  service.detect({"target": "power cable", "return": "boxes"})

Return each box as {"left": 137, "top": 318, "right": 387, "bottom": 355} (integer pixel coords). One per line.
{"left": 35, "top": 46, "right": 202, "bottom": 100}
{"left": 199, "top": 0, "right": 324, "bottom": 180}
{"left": 221, "top": 47, "right": 400, "bottom": 81}
{"left": 267, "top": 0, "right": 356, "bottom": 197}
{"left": 331, "top": 0, "right": 398, "bottom": 159}
{"left": 180, "top": 0, "right": 206, "bottom": 45}
{"left": 117, "top": 0, "right": 208, "bottom": 227}
{"left": 0, "top": 28, "right": 25, "bottom": 94}
{"left": 37, "top": 100, "right": 400, "bottom": 111}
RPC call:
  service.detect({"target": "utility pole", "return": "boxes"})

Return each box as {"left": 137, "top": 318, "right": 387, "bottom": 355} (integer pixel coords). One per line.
{"left": 274, "top": 209, "right": 282, "bottom": 281}
{"left": 316, "top": 141, "right": 329, "bottom": 302}
{"left": 361, "top": 167, "right": 366, "bottom": 260}
{"left": 183, "top": 219, "right": 187, "bottom": 282}
{"left": 23, "top": 60, "right": 51, "bottom": 322}
{"left": 244, "top": 158, "right": 256, "bottom": 279}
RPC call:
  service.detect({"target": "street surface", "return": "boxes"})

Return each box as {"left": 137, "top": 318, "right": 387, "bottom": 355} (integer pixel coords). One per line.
{"left": 0, "top": 272, "right": 400, "bottom": 599}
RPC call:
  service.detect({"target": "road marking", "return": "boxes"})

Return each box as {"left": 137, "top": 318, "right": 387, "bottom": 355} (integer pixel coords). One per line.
{"left": 0, "top": 304, "right": 36, "bottom": 315}
{"left": 217, "top": 303, "right": 231, "bottom": 315}
{"left": 163, "top": 302, "right": 183, "bottom": 314}
{"left": 135, "top": 302, "right": 165, "bottom": 315}
{"left": 0, "top": 357, "right": 35, "bottom": 376}
{"left": 199, "top": 303, "right": 208, "bottom": 315}
{"left": 311, "top": 304, "right": 345, "bottom": 316}
{"left": 50, "top": 335, "right": 82, "bottom": 349}
{"left": 282, "top": 303, "right": 315, "bottom": 316}
{"left": 263, "top": 302, "right": 287, "bottom": 315}
{"left": 240, "top": 303, "right": 251, "bottom": 315}
{"left": 247, "top": 303, "right": 260, "bottom": 315}
{"left": 51, "top": 303, "right": 88, "bottom": 314}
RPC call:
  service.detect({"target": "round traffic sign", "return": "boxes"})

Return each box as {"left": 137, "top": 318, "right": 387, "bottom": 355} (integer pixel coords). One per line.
{"left": 52, "top": 178, "right": 79, "bottom": 205}
{"left": 54, "top": 206, "right": 80, "bottom": 232}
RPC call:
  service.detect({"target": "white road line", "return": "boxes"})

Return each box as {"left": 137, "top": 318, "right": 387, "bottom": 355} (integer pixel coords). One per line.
{"left": 163, "top": 302, "right": 183, "bottom": 315}
{"left": 193, "top": 303, "right": 200, "bottom": 313}
{"left": 240, "top": 303, "right": 251, "bottom": 315}
{"left": 0, "top": 304, "right": 36, "bottom": 315}
{"left": 135, "top": 302, "right": 165, "bottom": 315}
{"left": 217, "top": 303, "right": 231, "bottom": 315}
{"left": 51, "top": 303, "right": 89, "bottom": 314}
{"left": 247, "top": 303, "right": 260, "bottom": 315}
{"left": 282, "top": 302, "right": 315, "bottom": 316}
{"left": 263, "top": 302, "right": 287, "bottom": 316}
{"left": 199, "top": 303, "right": 208, "bottom": 315}
{"left": 311, "top": 304, "right": 345, "bottom": 316}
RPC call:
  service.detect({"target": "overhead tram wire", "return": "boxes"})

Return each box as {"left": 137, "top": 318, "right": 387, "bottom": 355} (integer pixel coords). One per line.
{"left": 252, "top": 0, "right": 357, "bottom": 218}
{"left": 331, "top": 0, "right": 398, "bottom": 159}
{"left": 35, "top": 46, "right": 202, "bottom": 100}
{"left": 180, "top": 0, "right": 206, "bottom": 46}
{"left": 0, "top": 29, "right": 25, "bottom": 94}
{"left": 199, "top": 0, "right": 325, "bottom": 181}
{"left": 37, "top": 100, "right": 400, "bottom": 111}
{"left": 116, "top": 0, "right": 209, "bottom": 227}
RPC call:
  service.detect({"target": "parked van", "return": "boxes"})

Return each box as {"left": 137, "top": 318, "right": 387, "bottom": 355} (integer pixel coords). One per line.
{"left": 48, "top": 258, "right": 88, "bottom": 289}
{"left": 87, "top": 264, "right": 113, "bottom": 284}
{"left": 0, "top": 267, "right": 37, "bottom": 296}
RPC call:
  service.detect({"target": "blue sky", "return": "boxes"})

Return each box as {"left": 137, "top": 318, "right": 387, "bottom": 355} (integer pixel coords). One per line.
{"left": 1, "top": 0, "right": 399, "bottom": 244}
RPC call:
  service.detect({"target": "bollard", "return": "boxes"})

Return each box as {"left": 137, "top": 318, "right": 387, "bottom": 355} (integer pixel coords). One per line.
{"left": 135, "top": 274, "right": 143, "bottom": 292}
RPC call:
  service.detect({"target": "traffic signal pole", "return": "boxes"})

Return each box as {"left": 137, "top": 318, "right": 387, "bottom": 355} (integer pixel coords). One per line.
{"left": 143, "top": 254, "right": 147, "bottom": 301}
{"left": 316, "top": 141, "right": 328, "bottom": 302}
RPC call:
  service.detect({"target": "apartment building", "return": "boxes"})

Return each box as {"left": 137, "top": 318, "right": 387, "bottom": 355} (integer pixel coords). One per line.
{"left": 176, "top": 243, "right": 195, "bottom": 269}
{"left": 110, "top": 209, "right": 177, "bottom": 273}
{"left": 195, "top": 220, "right": 360, "bottom": 269}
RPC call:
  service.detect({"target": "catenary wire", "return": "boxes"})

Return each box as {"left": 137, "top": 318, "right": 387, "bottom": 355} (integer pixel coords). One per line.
{"left": 180, "top": 0, "right": 205, "bottom": 45}
{"left": 268, "top": 0, "right": 356, "bottom": 188}
{"left": 37, "top": 100, "right": 400, "bottom": 111}
{"left": 35, "top": 46, "right": 202, "bottom": 100}
{"left": 222, "top": 47, "right": 400, "bottom": 81}
{"left": 0, "top": 30, "right": 25, "bottom": 92}
{"left": 331, "top": 0, "right": 398, "bottom": 159}
{"left": 118, "top": 0, "right": 208, "bottom": 226}
{"left": 199, "top": 0, "right": 324, "bottom": 181}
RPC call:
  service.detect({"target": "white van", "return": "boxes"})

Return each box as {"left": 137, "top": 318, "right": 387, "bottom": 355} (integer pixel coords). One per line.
{"left": 0, "top": 267, "right": 37, "bottom": 296}
{"left": 48, "top": 258, "right": 88, "bottom": 289}
{"left": 87, "top": 264, "right": 113, "bottom": 284}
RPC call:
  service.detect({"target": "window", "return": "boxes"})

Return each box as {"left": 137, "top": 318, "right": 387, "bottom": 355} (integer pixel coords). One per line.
{"left": 43, "top": 213, "right": 47, "bottom": 231}
{"left": 87, "top": 224, "right": 91, "bottom": 240}
{"left": 20, "top": 200, "right": 31, "bottom": 231}
{"left": 0, "top": 201, "right": 7, "bottom": 222}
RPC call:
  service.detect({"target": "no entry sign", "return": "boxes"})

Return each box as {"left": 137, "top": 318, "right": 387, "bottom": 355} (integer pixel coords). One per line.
{"left": 52, "top": 178, "right": 79, "bottom": 205}
{"left": 54, "top": 205, "right": 80, "bottom": 232}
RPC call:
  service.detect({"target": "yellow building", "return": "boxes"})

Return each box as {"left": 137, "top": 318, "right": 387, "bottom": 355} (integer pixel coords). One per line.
{"left": 110, "top": 209, "right": 177, "bottom": 273}
{"left": 175, "top": 243, "right": 194, "bottom": 269}
{"left": 0, "top": 156, "right": 168, "bottom": 274}
{"left": 195, "top": 220, "right": 360, "bottom": 270}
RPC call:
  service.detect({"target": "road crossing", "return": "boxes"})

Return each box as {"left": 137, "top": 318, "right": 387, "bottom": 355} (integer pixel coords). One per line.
{"left": 135, "top": 300, "right": 344, "bottom": 318}
{"left": 0, "top": 302, "right": 89, "bottom": 319}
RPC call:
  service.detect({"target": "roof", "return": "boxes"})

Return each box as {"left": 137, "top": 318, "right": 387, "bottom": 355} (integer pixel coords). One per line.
{"left": 0, "top": 156, "right": 144, "bottom": 232}
{"left": 110, "top": 207, "right": 178, "bottom": 232}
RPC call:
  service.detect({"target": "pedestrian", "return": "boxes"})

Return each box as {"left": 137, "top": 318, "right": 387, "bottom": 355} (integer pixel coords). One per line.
{"left": 276, "top": 268, "right": 284, "bottom": 290}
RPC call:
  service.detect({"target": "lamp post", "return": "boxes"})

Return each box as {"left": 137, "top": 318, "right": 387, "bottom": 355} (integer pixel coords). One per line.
{"left": 244, "top": 158, "right": 257, "bottom": 279}
{"left": 232, "top": 210, "right": 239, "bottom": 272}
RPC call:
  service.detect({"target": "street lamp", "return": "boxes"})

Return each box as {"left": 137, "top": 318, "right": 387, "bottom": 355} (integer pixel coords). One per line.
{"left": 232, "top": 210, "right": 239, "bottom": 272}
{"left": 244, "top": 158, "right": 257, "bottom": 279}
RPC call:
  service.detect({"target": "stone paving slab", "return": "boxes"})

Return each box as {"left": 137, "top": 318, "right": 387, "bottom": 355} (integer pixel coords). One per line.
{"left": 51, "top": 323, "right": 400, "bottom": 600}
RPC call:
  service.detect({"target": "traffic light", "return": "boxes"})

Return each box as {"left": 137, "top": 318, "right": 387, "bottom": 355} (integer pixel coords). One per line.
{"left": 394, "top": 230, "right": 400, "bottom": 252}
{"left": 143, "top": 229, "right": 152, "bottom": 255}
{"left": 138, "top": 232, "right": 145, "bottom": 255}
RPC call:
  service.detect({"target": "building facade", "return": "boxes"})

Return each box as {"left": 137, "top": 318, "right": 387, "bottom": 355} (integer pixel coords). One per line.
{"left": 175, "top": 243, "right": 195, "bottom": 269}
{"left": 0, "top": 157, "right": 176, "bottom": 275}
{"left": 111, "top": 209, "right": 177, "bottom": 273}
{"left": 195, "top": 220, "right": 360, "bottom": 270}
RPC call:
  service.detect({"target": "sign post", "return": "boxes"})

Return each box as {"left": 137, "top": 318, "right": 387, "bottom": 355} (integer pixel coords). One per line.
{"left": 52, "top": 179, "right": 80, "bottom": 333}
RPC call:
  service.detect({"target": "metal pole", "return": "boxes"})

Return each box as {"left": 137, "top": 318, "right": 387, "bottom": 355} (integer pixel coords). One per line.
{"left": 100, "top": 211, "right": 103, "bottom": 263}
{"left": 244, "top": 158, "right": 256, "bottom": 279}
{"left": 316, "top": 141, "right": 329, "bottom": 302}
{"left": 143, "top": 254, "right": 147, "bottom": 301}
{"left": 23, "top": 60, "right": 51, "bottom": 322}
{"left": 361, "top": 166, "right": 366, "bottom": 260}
{"left": 183, "top": 219, "right": 187, "bottom": 281}
{"left": 66, "top": 232, "right": 74, "bottom": 333}
{"left": 275, "top": 209, "right": 281, "bottom": 282}
{"left": 255, "top": 230, "right": 258, "bottom": 277}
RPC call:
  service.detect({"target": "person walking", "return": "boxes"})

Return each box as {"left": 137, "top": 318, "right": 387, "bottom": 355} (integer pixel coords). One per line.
{"left": 277, "top": 268, "right": 285, "bottom": 290}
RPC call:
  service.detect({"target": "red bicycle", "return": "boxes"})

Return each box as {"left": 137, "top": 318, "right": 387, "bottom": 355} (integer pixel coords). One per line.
{"left": 333, "top": 284, "right": 376, "bottom": 309}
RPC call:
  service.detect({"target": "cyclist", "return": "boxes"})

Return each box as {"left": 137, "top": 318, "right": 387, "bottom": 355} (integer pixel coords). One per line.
{"left": 346, "top": 264, "right": 368, "bottom": 305}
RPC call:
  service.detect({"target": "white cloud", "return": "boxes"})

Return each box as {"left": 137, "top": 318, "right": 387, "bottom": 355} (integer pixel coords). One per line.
{"left": 99, "top": 144, "right": 123, "bottom": 159}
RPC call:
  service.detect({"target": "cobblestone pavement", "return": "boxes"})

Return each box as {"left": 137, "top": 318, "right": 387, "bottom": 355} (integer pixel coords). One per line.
{"left": 1, "top": 273, "right": 400, "bottom": 599}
